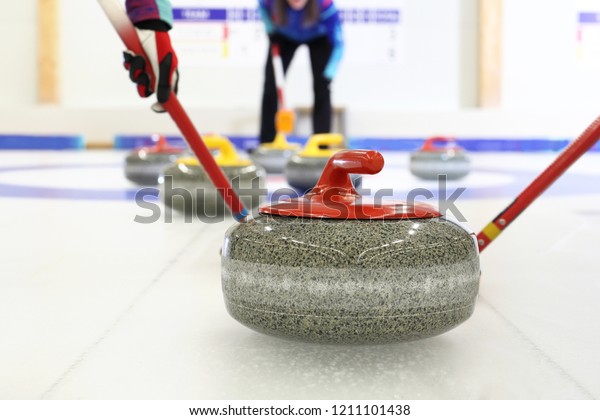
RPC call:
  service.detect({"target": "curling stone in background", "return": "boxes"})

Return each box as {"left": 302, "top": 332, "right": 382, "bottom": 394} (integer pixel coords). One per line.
{"left": 222, "top": 150, "right": 480, "bottom": 344}
{"left": 124, "top": 135, "right": 187, "bottom": 185}
{"left": 410, "top": 136, "right": 471, "bottom": 180}
{"left": 161, "top": 135, "right": 266, "bottom": 218}
{"left": 250, "top": 110, "right": 300, "bottom": 174}
{"left": 285, "top": 133, "right": 361, "bottom": 194}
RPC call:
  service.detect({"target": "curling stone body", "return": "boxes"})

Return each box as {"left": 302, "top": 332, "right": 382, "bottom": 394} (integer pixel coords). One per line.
{"left": 161, "top": 135, "right": 266, "bottom": 217}
{"left": 251, "top": 148, "right": 296, "bottom": 174}
{"left": 223, "top": 216, "right": 480, "bottom": 344}
{"left": 285, "top": 133, "right": 360, "bottom": 193}
{"left": 250, "top": 132, "right": 300, "bottom": 174}
{"left": 124, "top": 136, "right": 186, "bottom": 185}
{"left": 410, "top": 137, "right": 471, "bottom": 180}
{"left": 286, "top": 154, "right": 331, "bottom": 192}
{"left": 222, "top": 150, "right": 480, "bottom": 344}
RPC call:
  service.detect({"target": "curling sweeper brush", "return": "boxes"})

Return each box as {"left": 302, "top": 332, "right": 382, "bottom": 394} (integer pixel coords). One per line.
{"left": 250, "top": 44, "right": 300, "bottom": 173}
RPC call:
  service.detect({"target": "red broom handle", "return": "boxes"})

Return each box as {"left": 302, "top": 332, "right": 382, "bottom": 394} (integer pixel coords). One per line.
{"left": 98, "top": 0, "right": 248, "bottom": 220}
{"left": 162, "top": 97, "right": 248, "bottom": 220}
{"left": 477, "top": 115, "right": 600, "bottom": 252}
{"left": 271, "top": 44, "right": 286, "bottom": 110}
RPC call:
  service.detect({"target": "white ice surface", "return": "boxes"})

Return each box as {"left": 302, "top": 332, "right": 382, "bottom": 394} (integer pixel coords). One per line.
{"left": 0, "top": 150, "right": 599, "bottom": 399}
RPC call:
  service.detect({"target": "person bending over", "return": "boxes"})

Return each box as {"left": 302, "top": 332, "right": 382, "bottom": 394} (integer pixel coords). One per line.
{"left": 258, "top": 0, "right": 344, "bottom": 143}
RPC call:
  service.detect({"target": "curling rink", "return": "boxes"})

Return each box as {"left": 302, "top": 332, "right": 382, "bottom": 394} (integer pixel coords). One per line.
{"left": 0, "top": 149, "right": 599, "bottom": 399}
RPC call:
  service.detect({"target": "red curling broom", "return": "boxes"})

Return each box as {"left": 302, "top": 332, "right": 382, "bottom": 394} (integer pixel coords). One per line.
{"left": 477, "top": 115, "right": 600, "bottom": 252}
{"left": 98, "top": 0, "right": 248, "bottom": 220}
{"left": 271, "top": 44, "right": 295, "bottom": 136}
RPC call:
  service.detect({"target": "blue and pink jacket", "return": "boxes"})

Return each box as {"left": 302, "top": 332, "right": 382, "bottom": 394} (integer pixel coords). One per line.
{"left": 258, "top": 0, "right": 343, "bottom": 79}
{"left": 126, "top": 0, "right": 174, "bottom": 28}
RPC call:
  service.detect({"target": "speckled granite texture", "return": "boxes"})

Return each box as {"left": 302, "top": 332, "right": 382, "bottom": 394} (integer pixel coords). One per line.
{"left": 409, "top": 150, "right": 471, "bottom": 180}
{"left": 285, "top": 156, "right": 362, "bottom": 193}
{"left": 161, "top": 163, "right": 266, "bottom": 217}
{"left": 125, "top": 152, "right": 184, "bottom": 185}
{"left": 222, "top": 215, "right": 480, "bottom": 344}
{"left": 250, "top": 149, "right": 296, "bottom": 174}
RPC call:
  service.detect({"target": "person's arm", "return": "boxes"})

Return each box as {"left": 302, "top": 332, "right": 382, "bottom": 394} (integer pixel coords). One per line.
{"left": 123, "top": 0, "right": 178, "bottom": 109}
{"left": 258, "top": 0, "right": 276, "bottom": 35}
{"left": 320, "top": 0, "right": 343, "bottom": 80}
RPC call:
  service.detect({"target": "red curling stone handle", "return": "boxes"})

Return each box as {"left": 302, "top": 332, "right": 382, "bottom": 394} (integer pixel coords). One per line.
{"left": 422, "top": 136, "right": 455, "bottom": 151}
{"left": 309, "top": 150, "right": 384, "bottom": 197}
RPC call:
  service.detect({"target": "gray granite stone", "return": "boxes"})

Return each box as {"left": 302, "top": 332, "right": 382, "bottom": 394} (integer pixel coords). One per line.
{"left": 410, "top": 150, "right": 471, "bottom": 180}
{"left": 222, "top": 215, "right": 480, "bottom": 344}
{"left": 161, "top": 163, "right": 267, "bottom": 218}
{"left": 250, "top": 148, "right": 296, "bottom": 174}
{"left": 125, "top": 151, "right": 185, "bottom": 185}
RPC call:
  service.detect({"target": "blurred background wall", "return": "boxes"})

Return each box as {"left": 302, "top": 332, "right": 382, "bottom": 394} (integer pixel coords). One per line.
{"left": 1, "top": 0, "right": 600, "bottom": 143}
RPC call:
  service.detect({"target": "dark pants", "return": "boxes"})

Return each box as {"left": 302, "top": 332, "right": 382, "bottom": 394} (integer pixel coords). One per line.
{"left": 259, "top": 35, "right": 333, "bottom": 144}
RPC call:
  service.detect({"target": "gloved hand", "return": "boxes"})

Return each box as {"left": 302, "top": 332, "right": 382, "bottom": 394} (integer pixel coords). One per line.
{"left": 123, "top": 28, "right": 179, "bottom": 112}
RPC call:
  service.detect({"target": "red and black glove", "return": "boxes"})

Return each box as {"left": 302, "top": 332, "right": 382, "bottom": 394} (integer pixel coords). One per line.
{"left": 123, "top": 23, "right": 179, "bottom": 112}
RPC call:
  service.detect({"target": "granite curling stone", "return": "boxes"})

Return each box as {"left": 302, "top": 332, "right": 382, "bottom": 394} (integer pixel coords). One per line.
{"left": 222, "top": 150, "right": 481, "bottom": 344}
{"left": 250, "top": 132, "right": 300, "bottom": 174}
{"left": 161, "top": 134, "right": 266, "bottom": 218}
{"left": 124, "top": 135, "right": 187, "bottom": 185}
{"left": 285, "top": 133, "right": 361, "bottom": 194}
{"left": 410, "top": 136, "right": 471, "bottom": 180}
